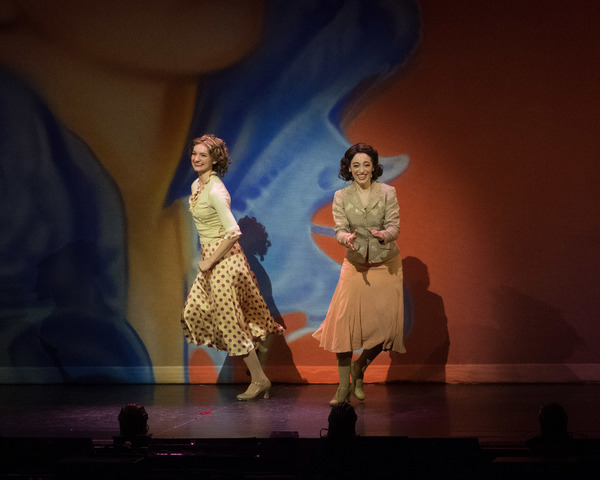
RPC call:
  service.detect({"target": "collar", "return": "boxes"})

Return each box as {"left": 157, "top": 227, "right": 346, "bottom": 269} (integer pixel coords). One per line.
{"left": 346, "top": 181, "right": 382, "bottom": 212}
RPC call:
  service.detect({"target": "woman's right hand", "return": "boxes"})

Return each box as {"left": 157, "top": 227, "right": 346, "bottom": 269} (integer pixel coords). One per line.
{"left": 198, "top": 259, "right": 213, "bottom": 272}
{"left": 345, "top": 231, "right": 357, "bottom": 250}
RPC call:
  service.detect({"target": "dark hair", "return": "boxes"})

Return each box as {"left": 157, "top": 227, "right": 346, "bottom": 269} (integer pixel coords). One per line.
{"left": 338, "top": 143, "right": 383, "bottom": 182}
{"left": 538, "top": 402, "right": 569, "bottom": 440}
{"left": 190, "top": 134, "right": 232, "bottom": 177}
{"left": 327, "top": 403, "right": 357, "bottom": 439}
{"left": 118, "top": 403, "right": 149, "bottom": 438}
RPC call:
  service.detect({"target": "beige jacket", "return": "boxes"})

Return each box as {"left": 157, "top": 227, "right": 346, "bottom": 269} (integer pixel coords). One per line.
{"left": 333, "top": 181, "right": 400, "bottom": 264}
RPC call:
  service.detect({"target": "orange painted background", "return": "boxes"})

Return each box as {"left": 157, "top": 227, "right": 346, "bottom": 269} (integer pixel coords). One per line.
{"left": 345, "top": 0, "right": 600, "bottom": 381}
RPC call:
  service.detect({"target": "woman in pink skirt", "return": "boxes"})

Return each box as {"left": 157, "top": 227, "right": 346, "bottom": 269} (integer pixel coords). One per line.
{"left": 313, "top": 143, "right": 405, "bottom": 406}
{"left": 181, "top": 134, "right": 284, "bottom": 400}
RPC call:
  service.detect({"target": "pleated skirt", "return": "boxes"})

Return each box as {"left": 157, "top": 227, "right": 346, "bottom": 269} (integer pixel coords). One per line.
{"left": 313, "top": 254, "right": 405, "bottom": 354}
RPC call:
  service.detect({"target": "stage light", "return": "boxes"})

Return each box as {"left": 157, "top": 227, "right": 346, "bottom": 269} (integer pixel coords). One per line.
{"left": 115, "top": 403, "right": 151, "bottom": 449}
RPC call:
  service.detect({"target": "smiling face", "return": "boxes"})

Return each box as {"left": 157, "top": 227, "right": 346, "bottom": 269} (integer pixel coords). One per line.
{"left": 191, "top": 143, "right": 216, "bottom": 178}
{"left": 349, "top": 153, "right": 374, "bottom": 188}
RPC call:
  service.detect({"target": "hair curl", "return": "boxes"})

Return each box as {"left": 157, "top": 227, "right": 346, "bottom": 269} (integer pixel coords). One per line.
{"left": 190, "top": 134, "right": 232, "bottom": 177}
{"left": 338, "top": 143, "right": 383, "bottom": 182}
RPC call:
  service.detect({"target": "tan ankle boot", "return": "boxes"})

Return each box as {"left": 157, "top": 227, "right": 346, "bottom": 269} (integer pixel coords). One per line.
{"left": 351, "top": 361, "right": 365, "bottom": 400}
{"left": 329, "top": 386, "right": 351, "bottom": 406}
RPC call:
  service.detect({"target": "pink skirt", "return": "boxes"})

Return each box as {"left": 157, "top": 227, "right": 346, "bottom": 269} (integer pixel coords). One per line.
{"left": 313, "top": 254, "right": 405, "bottom": 353}
{"left": 181, "top": 239, "right": 284, "bottom": 356}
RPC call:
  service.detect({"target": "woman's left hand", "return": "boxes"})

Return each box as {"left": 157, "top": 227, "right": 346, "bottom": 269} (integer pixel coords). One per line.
{"left": 198, "top": 259, "right": 213, "bottom": 272}
{"left": 370, "top": 229, "right": 385, "bottom": 242}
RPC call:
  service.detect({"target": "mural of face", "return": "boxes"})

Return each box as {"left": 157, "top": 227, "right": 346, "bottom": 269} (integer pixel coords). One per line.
{"left": 2, "top": 0, "right": 266, "bottom": 74}
{"left": 349, "top": 153, "right": 374, "bottom": 189}
{"left": 0, "top": 0, "right": 268, "bottom": 382}
{"left": 0, "top": 0, "right": 421, "bottom": 385}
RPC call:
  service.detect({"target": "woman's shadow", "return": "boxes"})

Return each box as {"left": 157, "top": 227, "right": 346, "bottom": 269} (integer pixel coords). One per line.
{"left": 387, "top": 256, "right": 450, "bottom": 382}
{"left": 217, "top": 216, "right": 305, "bottom": 383}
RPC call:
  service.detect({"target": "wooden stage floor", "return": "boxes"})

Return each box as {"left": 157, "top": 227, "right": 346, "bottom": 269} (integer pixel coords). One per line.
{"left": 2, "top": 383, "right": 600, "bottom": 478}
{"left": 2, "top": 382, "right": 600, "bottom": 443}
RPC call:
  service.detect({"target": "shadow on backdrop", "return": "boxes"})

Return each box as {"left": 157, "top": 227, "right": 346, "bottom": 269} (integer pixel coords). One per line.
{"left": 486, "top": 286, "right": 583, "bottom": 377}
{"left": 217, "top": 217, "right": 305, "bottom": 383}
{"left": 388, "top": 256, "right": 449, "bottom": 383}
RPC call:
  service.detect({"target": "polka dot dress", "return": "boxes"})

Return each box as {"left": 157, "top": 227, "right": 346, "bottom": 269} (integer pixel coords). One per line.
{"left": 181, "top": 238, "right": 284, "bottom": 356}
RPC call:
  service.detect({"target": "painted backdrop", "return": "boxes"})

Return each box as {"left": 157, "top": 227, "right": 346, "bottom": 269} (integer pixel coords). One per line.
{"left": 1, "top": 0, "right": 599, "bottom": 384}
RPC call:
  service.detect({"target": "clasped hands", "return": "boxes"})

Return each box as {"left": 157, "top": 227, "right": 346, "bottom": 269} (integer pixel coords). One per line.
{"left": 345, "top": 229, "right": 385, "bottom": 250}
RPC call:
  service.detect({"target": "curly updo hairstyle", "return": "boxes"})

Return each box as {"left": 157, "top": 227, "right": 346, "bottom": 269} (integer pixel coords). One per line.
{"left": 338, "top": 143, "right": 383, "bottom": 182}
{"left": 190, "top": 134, "right": 232, "bottom": 177}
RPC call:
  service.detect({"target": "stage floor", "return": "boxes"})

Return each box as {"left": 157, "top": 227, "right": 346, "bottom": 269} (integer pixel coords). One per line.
{"left": 2, "top": 382, "right": 600, "bottom": 446}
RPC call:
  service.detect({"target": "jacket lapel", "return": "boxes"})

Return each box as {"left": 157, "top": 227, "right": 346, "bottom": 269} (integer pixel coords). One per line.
{"left": 365, "top": 182, "right": 382, "bottom": 213}
{"left": 344, "top": 181, "right": 382, "bottom": 216}
{"left": 345, "top": 182, "right": 364, "bottom": 211}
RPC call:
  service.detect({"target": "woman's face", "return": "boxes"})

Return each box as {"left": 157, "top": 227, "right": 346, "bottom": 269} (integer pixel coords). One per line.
{"left": 191, "top": 143, "right": 215, "bottom": 177}
{"left": 349, "top": 153, "right": 374, "bottom": 188}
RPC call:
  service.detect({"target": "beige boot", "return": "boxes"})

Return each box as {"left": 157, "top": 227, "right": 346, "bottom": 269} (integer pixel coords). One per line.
{"left": 350, "top": 361, "right": 365, "bottom": 400}
{"left": 329, "top": 386, "right": 351, "bottom": 406}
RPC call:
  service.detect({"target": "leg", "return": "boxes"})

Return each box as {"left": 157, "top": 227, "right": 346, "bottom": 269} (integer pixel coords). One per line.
{"left": 245, "top": 335, "right": 272, "bottom": 376}
{"left": 330, "top": 352, "right": 352, "bottom": 406}
{"left": 256, "top": 334, "right": 273, "bottom": 368}
{"left": 351, "top": 343, "right": 383, "bottom": 400}
{"left": 237, "top": 348, "right": 271, "bottom": 401}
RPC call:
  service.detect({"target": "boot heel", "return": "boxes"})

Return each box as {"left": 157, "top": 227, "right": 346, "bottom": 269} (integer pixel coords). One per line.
{"left": 329, "top": 386, "right": 351, "bottom": 406}
{"left": 237, "top": 379, "right": 272, "bottom": 401}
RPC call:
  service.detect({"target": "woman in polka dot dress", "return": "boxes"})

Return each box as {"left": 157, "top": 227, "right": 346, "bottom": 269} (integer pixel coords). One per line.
{"left": 181, "top": 134, "right": 284, "bottom": 400}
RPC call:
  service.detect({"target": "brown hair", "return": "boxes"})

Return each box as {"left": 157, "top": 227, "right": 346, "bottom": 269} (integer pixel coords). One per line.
{"left": 190, "top": 134, "right": 232, "bottom": 177}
